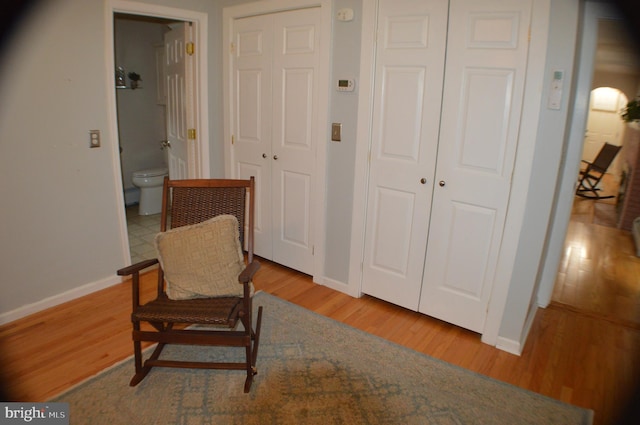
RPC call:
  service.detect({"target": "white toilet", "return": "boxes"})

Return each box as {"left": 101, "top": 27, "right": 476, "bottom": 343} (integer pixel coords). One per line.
{"left": 132, "top": 167, "right": 169, "bottom": 215}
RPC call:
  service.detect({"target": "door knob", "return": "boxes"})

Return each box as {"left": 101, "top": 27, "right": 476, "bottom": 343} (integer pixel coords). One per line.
{"left": 262, "top": 153, "right": 267, "bottom": 158}
{"left": 160, "top": 140, "right": 171, "bottom": 149}
{"left": 439, "top": 180, "right": 446, "bottom": 187}
{"left": 420, "top": 178, "right": 427, "bottom": 184}
{"left": 273, "top": 155, "right": 279, "bottom": 160}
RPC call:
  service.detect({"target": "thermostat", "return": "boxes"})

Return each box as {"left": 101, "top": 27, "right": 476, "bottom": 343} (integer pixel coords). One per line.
{"left": 336, "top": 79, "right": 355, "bottom": 92}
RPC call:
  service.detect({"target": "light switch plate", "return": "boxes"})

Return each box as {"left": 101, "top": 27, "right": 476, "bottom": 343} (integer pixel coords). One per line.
{"left": 331, "top": 123, "right": 342, "bottom": 142}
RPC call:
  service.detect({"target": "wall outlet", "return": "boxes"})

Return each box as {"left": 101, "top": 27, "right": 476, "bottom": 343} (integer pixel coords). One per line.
{"left": 89, "top": 130, "right": 100, "bottom": 148}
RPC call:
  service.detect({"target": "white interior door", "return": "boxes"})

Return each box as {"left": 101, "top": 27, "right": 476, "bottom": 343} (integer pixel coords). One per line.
{"left": 361, "top": 0, "right": 448, "bottom": 310}
{"left": 418, "top": 0, "right": 533, "bottom": 333}
{"left": 270, "top": 9, "right": 319, "bottom": 273}
{"left": 165, "top": 23, "right": 192, "bottom": 180}
{"left": 233, "top": 14, "right": 274, "bottom": 258}
{"left": 232, "top": 8, "right": 319, "bottom": 274}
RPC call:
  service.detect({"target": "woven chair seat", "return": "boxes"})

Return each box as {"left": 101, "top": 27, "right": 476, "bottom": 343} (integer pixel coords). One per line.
{"left": 133, "top": 296, "right": 243, "bottom": 326}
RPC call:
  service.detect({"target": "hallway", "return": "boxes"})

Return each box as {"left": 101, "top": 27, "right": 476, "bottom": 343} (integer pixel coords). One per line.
{"left": 551, "top": 177, "right": 640, "bottom": 329}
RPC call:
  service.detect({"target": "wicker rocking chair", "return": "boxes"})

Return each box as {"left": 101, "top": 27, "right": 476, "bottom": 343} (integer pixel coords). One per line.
{"left": 117, "top": 177, "right": 263, "bottom": 392}
{"left": 576, "top": 142, "right": 622, "bottom": 200}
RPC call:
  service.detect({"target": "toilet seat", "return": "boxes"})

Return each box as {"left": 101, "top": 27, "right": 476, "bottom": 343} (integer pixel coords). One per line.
{"left": 132, "top": 167, "right": 168, "bottom": 178}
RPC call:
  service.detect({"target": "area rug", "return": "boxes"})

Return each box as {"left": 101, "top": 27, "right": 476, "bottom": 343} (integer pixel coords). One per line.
{"left": 52, "top": 292, "right": 593, "bottom": 424}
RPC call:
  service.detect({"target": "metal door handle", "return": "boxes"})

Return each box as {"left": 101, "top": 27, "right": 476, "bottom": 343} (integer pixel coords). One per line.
{"left": 439, "top": 181, "right": 445, "bottom": 187}
{"left": 420, "top": 178, "right": 427, "bottom": 184}
{"left": 262, "top": 153, "right": 267, "bottom": 158}
{"left": 160, "top": 140, "right": 171, "bottom": 149}
{"left": 273, "top": 155, "right": 278, "bottom": 160}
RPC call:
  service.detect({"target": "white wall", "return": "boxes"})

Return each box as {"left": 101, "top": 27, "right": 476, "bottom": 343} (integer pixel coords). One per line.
{"left": 498, "top": 0, "right": 581, "bottom": 348}
{"left": 0, "top": 0, "right": 125, "bottom": 319}
{"left": 0, "top": 0, "right": 235, "bottom": 322}
{"left": 323, "top": 0, "right": 362, "bottom": 283}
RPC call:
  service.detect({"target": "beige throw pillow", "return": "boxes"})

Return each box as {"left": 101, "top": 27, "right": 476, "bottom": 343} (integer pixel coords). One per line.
{"left": 155, "top": 215, "right": 249, "bottom": 300}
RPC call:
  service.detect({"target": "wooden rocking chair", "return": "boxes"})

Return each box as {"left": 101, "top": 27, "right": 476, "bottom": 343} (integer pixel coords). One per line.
{"left": 117, "top": 177, "right": 263, "bottom": 392}
{"left": 576, "top": 142, "right": 622, "bottom": 200}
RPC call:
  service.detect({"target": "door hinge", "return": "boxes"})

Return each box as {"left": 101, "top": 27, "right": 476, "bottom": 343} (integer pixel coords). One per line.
{"left": 231, "top": 135, "right": 235, "bottom": 145}
{"left": 186, "top": 42, "right": 195, "bottom": 56}
{"left": 230, "top": 42, "right": 236, "bottom": 54}
{"left": 188, "top": 128, "right": 196, "bottom": 140}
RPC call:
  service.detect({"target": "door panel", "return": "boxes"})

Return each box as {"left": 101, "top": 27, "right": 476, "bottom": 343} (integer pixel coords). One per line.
{"left": 164, "top": 23, "right": 190, "bottom": 180}
{"left": 419, "top": 0, "right": 532, "bottom": 332}
{"left": 270, "top": 9, "right": 319, "bottom": 274}
{"left": 233, "top": 14, "right": 273, "bottom": 258}
{"left": 361, "top": 0, "right": 448, "bottom": 310}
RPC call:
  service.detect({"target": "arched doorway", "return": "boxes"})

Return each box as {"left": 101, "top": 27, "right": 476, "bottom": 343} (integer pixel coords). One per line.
{"left": 583, "top": 86, "right": 627, "bottom": 179}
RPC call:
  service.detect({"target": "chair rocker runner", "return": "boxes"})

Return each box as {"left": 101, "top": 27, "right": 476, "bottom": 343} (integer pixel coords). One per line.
{"left": 117, "top": 177, "right": 263, "bottom": 392}
{"left": 576, "top": 142, "right": 622, "bottom": 200}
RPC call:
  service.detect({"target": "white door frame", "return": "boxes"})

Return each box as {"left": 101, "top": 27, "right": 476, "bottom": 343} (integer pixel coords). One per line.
{"left": 349, "top": 0, "right": 551, "bottom": 345}
{"left": 536, "top": 1, "right": 621, "bottom": 307}
{"left": 222, "top": 0, "right": 332, "bottom": 282}
{"left": 106, "top": 0, "right": 209, "bottom": 267}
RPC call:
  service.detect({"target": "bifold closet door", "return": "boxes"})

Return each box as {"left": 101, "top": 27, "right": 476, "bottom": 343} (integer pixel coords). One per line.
{"left": 362, "top": 0, "right": 534, "bottom": 332}
{"left": 232, "top": 8, "right": 320, "bottom": 275}
{"left": 361, "top": 0, "right": 449, "bottom": 310}
{"left": 418, "top": 0, "right": 533, "bottom": 333}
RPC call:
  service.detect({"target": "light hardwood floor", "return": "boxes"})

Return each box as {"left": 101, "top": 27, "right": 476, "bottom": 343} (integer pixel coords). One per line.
{"left": 1, "top": 195, "right": 639, "bottom": 425}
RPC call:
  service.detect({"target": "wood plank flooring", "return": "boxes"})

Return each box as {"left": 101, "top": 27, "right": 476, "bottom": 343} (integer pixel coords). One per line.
{"left": 1, "top": 192, "right": 639, "bottom": 424}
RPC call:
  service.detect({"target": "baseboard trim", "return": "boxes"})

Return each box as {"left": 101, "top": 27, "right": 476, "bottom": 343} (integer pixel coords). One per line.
{"left": 0, "top": 275, "right": 123, "bottom": 325}
{"left": 495, "top": 305, "right": 537, "bottom": 356}
{"left": 495, "top": 336, "right": 522, "bottom": 355}
{"left": 317, "top": 275, "right": 360, "bottom": 298}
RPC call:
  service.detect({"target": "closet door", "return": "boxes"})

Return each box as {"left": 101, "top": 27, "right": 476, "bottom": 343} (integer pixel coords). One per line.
{"left": 233, "top": 14, "right": 274, "bottom": 259}
{"left": 270, "top": 9, "right": 320, "bottom": 274}
{"left": 361, "top": 0, "right": 448, "bottom": 310}
{"left": 418, "top": 0, "right": 533, "bottom": 332}
{"left": 232, "top": 8, "right": 320, "bottom": 274}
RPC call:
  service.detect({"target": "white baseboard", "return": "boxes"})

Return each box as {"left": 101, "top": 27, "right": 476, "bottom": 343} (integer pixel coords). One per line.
{"left": 495, "top": 305, "right": 537, "bottom": 356}
{"left": 316, "top": 275, "right": 361, "bottom": 298}
{"left": 495, "top": 336, "right": 522, "bottom": 355}
{"left": 0, "top": 274, "right": 123, "bottom": 325}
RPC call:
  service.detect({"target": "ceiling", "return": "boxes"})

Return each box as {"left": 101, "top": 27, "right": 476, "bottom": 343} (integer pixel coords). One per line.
{"left": 595, "top": 19, "right": 640, "bottom": 75}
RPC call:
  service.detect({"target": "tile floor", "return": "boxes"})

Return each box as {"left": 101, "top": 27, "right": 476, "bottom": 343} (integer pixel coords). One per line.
{"left": 125, "top": 205, "right": 161, "bottom": 265}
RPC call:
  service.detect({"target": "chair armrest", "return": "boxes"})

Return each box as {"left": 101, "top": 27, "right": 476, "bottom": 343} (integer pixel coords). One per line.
{"left": 117, "top": 258, "right": 160, "bottom": 309}
{"left": 117, "top": 258, "right": 159, "bottom": 276}
{"left": 239, "top": 260, "right": 261, "bottom": 284}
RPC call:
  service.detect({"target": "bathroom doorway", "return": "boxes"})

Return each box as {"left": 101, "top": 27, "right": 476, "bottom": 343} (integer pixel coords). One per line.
{"left": 114, "top": 14, "right": 175, "bottom": 264}
{"left": 107, "top": 2, "right": 209, "bottom": 266}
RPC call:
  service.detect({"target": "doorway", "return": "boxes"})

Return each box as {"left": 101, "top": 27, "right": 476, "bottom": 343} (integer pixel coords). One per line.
{"left": 106, "top": 1, "right": 209, "bottom": 267}
{"left": 548, "top": 9, "right": 640, "bottom": 327}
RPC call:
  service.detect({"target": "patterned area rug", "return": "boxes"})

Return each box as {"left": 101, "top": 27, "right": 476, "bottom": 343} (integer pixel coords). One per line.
{"left": 52, "top": 292, "right": 592, "bottom": 424}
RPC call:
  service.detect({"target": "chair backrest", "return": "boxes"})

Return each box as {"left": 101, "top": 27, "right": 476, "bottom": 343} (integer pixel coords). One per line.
{"left": 160, "top": 177, "right": 255, "bottom": 261}
{"left": 591, "top": 142, "right": 622, "bottom": 173}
